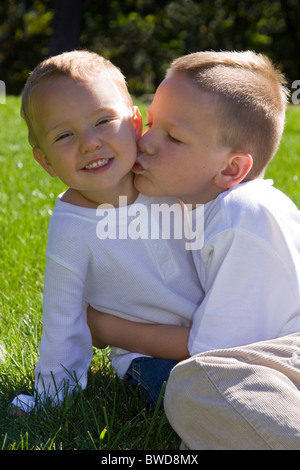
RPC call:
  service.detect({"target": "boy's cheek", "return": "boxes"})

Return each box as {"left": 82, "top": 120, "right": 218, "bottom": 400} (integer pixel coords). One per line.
{"left": 134, "top": 172, "right": 167, "bottom": 197}
{"left": 134, "top": 174, "right": 153, "bottom": 195}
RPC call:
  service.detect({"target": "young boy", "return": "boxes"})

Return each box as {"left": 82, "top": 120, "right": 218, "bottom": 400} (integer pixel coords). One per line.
{"left": 88, "top": 51, "right": 300, "bottom": 448}
{"left": 12, "top": 50, "right": 202, "bottom": 413}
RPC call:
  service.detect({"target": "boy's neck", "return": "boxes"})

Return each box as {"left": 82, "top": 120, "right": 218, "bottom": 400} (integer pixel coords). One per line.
{"left": 182, "top": 187, "right": 227, "bottom": 209}
{"left": 61, "top": 185, "right": 139, "bottom": 208}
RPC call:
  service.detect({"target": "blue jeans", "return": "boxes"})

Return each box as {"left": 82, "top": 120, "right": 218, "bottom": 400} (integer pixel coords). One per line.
{"left": 124, "top": 357, "right": 178, "bottom": 409}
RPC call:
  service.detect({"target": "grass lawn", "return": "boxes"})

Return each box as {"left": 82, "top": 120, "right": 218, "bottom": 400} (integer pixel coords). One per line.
{"left": 0, "top": 96, "right": 300, "bottom": 450}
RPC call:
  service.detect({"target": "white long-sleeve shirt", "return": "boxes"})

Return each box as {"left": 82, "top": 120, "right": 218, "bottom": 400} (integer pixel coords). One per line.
{"left": 188, "top": 179, "right": 300, "bottom": 356}
{"left": 13, "top": 194, "right": 202, "bottom": 411}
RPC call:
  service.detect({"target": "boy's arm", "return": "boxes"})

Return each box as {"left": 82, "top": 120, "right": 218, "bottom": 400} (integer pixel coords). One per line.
{"left": 87, "top": 306, "right": 191, "bottom": 361}
{"left": 11, "top": 256, "right": 92, "bottom": 414}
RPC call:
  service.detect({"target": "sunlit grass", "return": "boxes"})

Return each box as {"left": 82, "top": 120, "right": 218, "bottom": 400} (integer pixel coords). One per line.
{"left": 265, "top": 105, "right": 300, "bottom": 208}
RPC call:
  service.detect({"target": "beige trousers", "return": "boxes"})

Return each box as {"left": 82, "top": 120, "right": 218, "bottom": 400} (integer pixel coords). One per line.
{"left": 164, "top": 334, "right": 300, "bottom": 450}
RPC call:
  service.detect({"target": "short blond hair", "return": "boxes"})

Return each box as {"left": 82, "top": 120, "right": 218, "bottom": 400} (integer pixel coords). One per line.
{"left": 167, "top": 51, "right": 289, "bottom": 178}
{"left": 21, "top": 50, "right": 133, "bottom": 147}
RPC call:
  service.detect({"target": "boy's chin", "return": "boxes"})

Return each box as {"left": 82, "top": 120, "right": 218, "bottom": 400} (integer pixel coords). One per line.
{"left": 133, "top": 173, "right": 161, "bottom": 197}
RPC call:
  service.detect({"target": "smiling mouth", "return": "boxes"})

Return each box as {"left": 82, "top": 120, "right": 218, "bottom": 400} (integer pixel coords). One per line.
{"left": 84, "top": 158, "right": 110, "bottom": 170}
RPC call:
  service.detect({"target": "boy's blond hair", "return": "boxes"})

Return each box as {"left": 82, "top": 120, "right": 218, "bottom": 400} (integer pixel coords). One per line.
{"left": 167, "top": 51, "right": 289, "bottom": 178}
{"left": 21, "top": 50, "right": 133, "bottom": 147}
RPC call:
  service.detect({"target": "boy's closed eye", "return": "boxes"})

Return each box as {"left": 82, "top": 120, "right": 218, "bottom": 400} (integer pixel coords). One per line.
{"left": 145, "top": 122, "right": 183, "bottom": 144}
{"left": 167, "top": 133, "right": 183, "bottom": 144}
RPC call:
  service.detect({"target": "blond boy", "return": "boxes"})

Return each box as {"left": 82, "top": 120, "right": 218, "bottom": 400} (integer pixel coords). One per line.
{"left": 89, "top": 51, "right": 300, "bottom": 448}
{"left": 12, "top": 50, "right": 202, "bottom": 413}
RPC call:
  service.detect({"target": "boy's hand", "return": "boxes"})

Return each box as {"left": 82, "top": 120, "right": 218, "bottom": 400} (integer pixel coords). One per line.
{"left": 10, "top": 407, "right": 28, "bottom": 418}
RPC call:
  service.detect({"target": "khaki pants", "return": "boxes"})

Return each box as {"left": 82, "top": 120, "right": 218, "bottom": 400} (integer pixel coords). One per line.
{"left": 164, "top": 334, "right": 300, "bottom": 450}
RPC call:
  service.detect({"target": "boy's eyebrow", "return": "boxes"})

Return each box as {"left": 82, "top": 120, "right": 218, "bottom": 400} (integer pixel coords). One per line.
{"left": 147, "top": 107, "right": 191, "bottom": 135}
{"left": 147, "top": 105, "right": 184, "bottom": 127}
{"left": 46, "top": 122, "right": 69, "bottom": 135}
{"left": 45, "top": 107, "right": 120, "bottom": 136}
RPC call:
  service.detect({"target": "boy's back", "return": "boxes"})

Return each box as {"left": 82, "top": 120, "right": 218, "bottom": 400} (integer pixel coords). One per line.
{"left": 188, "top": 178, "right": 300, "bottom": 355}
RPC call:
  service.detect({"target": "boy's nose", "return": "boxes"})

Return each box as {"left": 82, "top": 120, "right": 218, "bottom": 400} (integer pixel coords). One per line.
{"left": 138, "top": 131, "right": 156, "bottom": 156}
{"left": 79, "top": 128, "right": 102, "bottom": 154}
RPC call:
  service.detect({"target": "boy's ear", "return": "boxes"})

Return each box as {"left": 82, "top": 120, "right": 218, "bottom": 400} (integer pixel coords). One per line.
{"left": 214, "top": 152, "right": 253, "bottom": 190}
{"left": 33, "top": 147, "right": 57, "bottom": 177}
{"left": 132, "top": 106, "right": 143, "bottom": 139}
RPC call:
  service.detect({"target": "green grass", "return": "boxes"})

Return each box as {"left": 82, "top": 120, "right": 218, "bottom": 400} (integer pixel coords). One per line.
{"left": 0, "top": 96, "right": 300, "bottom": 450}
{"left": 265, "top": 105, "right": 300, "bottom": 208}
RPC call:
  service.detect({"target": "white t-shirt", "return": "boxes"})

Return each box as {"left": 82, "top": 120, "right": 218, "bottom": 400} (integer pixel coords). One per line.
{"left": 13, "top": 193, "right": 201, "bottom": 411}
{"left": 188, "top": 179, "right": 300, "bottom": 356}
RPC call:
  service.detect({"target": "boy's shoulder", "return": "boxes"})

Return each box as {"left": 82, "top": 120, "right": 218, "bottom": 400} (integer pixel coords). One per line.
{"left": 48, "top": 194, "right": 98, "bottom": 241}
{"left": 224, "top": 179, "right": 297, "bottom": 214}
{"left": 204, "top": 179, "right": 300, "bottom": 238}
{"left": 211, "top": 178, "right": 297, "bottom": 213}
{"left": 46, "top": 196, "right": 98, "bottom": 266}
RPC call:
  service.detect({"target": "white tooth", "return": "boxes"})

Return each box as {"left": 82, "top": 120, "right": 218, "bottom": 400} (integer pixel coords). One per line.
{"left": 85, "top": 159, "right": 109, "bottom": 169}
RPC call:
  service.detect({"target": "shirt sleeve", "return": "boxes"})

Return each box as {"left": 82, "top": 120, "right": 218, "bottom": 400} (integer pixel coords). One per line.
{"left": 34, "top": 212, "right": 93, "bottom": 405}
{"left": 188, "top": 228, "right": 300, "bottom": 356}
{"left": 34, "top": 254, "right": 93, "bottom": 404}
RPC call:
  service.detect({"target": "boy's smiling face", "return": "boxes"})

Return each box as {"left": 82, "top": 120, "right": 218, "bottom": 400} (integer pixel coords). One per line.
{"left": 31, "top": 75, "right": 142, "bottom": 206}
{"left": 133, "top": 72, "right": 233, "bottom": 205}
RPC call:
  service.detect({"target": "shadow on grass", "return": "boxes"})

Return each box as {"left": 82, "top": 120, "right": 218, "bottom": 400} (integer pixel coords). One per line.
{"left": 0, "top": 355, "right": 180, "bottom": 450}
